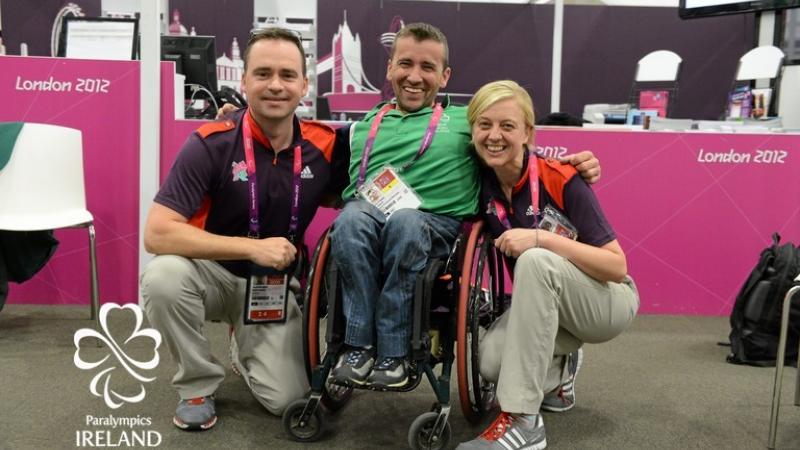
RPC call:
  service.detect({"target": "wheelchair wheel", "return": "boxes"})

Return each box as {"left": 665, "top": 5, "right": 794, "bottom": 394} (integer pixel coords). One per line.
{"left": 456, "top": 221, "right": 503, "bottom": 424}
{"left": 407, "top": 411, "right": 451, "bottom": 450}
{"left": 282, "top": 398, "right": 326, "bottom": 442}
{"left": 302, "top": 230, "right": 353, "bottom": 412}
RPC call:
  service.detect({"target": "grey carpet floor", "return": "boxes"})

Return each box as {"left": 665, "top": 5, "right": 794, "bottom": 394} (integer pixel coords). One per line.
{"left": 1, "top": 305, "right": 799, "bottom": 450}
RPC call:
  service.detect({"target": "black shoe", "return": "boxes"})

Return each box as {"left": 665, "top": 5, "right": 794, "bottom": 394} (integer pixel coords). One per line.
{"left": 367, "top": 356, "right": 408, "bottom": 388}
{"left": 331, "top": 346, "right": 375, "bottom": 385}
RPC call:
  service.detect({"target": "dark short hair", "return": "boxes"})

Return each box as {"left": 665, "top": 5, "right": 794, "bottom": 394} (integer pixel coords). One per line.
{"left": 243, "top": 27, "right": 306, "bottom": 75}
{"left": 390, "top": 22, "right": 449, "bottom": 69}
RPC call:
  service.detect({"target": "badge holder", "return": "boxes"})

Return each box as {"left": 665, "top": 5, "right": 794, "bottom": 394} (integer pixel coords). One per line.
{"left": 538, "top": 205, "right": 579, "bottom": 240}
{"left": 243, "top": 264, "right": 289, "bottom": 325}
{"left": 357, "top": 166, "right": 421, "bottom": 218}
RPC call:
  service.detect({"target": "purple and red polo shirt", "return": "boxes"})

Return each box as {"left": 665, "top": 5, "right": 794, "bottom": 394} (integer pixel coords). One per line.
{"left": 481, "top": 152, "right": 616, "bottom": 248}
{"left": 155, "top": 108, "right": 349, "bottom": 277}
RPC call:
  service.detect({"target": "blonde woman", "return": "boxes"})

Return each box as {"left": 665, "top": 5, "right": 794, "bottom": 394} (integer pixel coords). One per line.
{"left": 457, "top": 80, "right": 640, "bottom": 450}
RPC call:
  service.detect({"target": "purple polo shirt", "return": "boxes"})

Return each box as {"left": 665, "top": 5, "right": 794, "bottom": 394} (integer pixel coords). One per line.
{"left": 155, "top": 108, "right": 350, "bottom": 277}
{"left": 480, "top": 152, "right": 616, "bottom": 248}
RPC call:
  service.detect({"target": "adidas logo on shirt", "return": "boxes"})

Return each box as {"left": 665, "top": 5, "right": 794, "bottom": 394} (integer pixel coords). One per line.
{"left": 526, "top": 205, "right": 535, "bottom": 216}
{"left": 301, "top": 165, "right": 314, "bottom": 179}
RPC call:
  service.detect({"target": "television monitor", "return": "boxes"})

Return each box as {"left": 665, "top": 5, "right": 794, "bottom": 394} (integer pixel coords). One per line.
{"left": 161, "top": 35, "right": 218, "bottom": 99}
{"left": 679, "top": 0, "right": 800, "bottom": 19}
{"left": 57, "top": 16, "right": 138, "bottom": 60}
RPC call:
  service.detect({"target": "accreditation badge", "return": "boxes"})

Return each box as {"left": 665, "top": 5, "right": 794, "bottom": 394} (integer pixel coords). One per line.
{"left": 538, "top": 205, "right": 579, "bottom": 240}
{"left": 243, "top": 265, "right": 289, "bottom": 325}
{"left": 357, "top": 166, "right": 421, "bottom": 218}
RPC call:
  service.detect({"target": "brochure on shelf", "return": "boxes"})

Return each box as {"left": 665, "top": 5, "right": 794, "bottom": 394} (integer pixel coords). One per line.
{"left": 626, "top": 108, "right": 660, "bottom": 125}
{"left": 638, "top": 90, "right": 669, "bottom": 117}
{"left": 726, "top": 85, "right": 752, "bottom": 119}
{"left": 750, "top": 88, "right": 772, "bottom": 120}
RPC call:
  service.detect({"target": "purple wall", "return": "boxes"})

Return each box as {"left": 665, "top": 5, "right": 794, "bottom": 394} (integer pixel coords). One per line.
{"left": 562, "top": 5, "right": 755, "bottom": 120}
{"left": 318, "top": 1, "right": 755, "bottom": 120}
{"left": 318, "top": 0, "right": 554, "bottom": 115}
{"left": 0, "top": 0, "right": 759, "bottom": 118}
{"left": 168, "top": 0, "right": 251, "bottom": 60}
{"left": 1, "top": 0, "right": 101, "bottom": 57}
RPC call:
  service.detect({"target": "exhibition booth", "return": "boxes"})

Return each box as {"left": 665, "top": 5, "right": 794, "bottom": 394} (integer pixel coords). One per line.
{"left": 1, "top": 0, "right": 799, "bottom": 318}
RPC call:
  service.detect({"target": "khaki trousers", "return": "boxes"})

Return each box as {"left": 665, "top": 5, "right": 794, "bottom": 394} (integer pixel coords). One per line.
{"left": 139, "top": 255, "right": 308, "bottom": 415}
{"left": 479, "top": 248, "right": 639, "bottom": 414}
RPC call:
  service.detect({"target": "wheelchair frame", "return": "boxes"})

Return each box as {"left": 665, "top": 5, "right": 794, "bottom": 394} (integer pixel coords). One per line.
{"left": 282, "top": 221, "right": 506, "bottom": 449}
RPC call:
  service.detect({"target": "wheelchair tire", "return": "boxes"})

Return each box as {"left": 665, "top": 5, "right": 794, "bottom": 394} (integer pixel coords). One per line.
{"left": 456, "top": 221, "right": 500, "bottom": 424}
{"left": 407, "top": 411, "right": 451, "bottom": 450}
{"left": 282, "top": 398, "right": 326, "bottom": 442}
{"left": 302, "top": 230, "right": 353, "bottom": 413}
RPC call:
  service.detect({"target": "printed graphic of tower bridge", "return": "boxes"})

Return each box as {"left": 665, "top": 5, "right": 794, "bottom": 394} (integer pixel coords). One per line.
{"left": 315, "top": 13, "right": 404, "bottom": 114}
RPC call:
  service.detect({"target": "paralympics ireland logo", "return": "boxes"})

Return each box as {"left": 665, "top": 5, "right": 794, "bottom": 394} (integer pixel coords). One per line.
{"left": 74, "top": 303, "right": 162, "bottom": 409}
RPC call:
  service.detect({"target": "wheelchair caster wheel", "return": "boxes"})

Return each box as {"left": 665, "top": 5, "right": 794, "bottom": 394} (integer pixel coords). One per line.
{"left": 282, "top": 399, "right": 325, "bottom": 442}
{"left": 407, "top": 411, "right": 451, "bottom": 450}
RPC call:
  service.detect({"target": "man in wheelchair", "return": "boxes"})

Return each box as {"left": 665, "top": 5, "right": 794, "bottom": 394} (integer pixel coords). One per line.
{"left": 327, "top": 23, "right": 602, "bottom": 391}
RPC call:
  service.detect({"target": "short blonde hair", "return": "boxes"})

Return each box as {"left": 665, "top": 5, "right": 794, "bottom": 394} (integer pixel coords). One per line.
{"left": 467, "top": 80, "right": 535, "bottom": 129}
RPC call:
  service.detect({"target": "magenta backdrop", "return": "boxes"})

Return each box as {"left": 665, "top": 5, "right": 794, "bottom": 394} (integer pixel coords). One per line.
{"left": 536, "top": 128, "right": 800, "bottom": 315}
{"left": 0, "top": 55, "right": 140, "bottom": 305}
{"left": 3, "top": 58, "right": 799, "bottom": 316}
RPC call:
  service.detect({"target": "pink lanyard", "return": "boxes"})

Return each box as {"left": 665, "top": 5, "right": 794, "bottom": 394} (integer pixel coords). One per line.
{"left": 493, "top": 151, "right": 540, "bottom": 230}
{"left": 356, "top": 102, "right": 444, "bottom": 189}
{"left": 242, "top": 112, "right": 303, "bottom": 243}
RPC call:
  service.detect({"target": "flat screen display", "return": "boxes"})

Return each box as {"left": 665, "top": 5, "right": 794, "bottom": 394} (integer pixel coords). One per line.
{"left": 58, "top": 17, "right": 138, "bottom": 60}
{"left": 679, "top": 0, "right": 800, "bottom": 19}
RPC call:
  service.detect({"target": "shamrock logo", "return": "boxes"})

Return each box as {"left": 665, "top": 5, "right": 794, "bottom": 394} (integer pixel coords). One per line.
{"left": 73, "top": 303, "right": 162, "bottom": 409}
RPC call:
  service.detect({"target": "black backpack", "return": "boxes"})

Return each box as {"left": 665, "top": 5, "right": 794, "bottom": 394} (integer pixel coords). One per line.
{"left": 727, "top": 233, "right": 800, "bottom": 367}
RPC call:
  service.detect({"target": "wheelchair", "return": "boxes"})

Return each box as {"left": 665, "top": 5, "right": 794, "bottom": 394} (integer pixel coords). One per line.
{"left": 281, "top": 220, "right": 508, "bottom": 449}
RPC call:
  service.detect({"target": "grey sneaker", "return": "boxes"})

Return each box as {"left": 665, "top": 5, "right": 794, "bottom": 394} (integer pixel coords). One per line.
{"left": 456, "top": 412, "right": 546, "bottom": 450}
{"left": 367, "top": 356, "right": 408, "bottom": 388}
{"left": 331, "top": 346, "right": 375, "bottom": 385}
{"left": 541, "top": 348, "right": 583, "bottom": 413}
{"left": 173, "top": 396, "right": 217, "bottom": 431}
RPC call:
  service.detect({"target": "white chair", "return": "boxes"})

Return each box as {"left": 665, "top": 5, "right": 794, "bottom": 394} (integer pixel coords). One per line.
{"left": 729, "top": 45, "right": 785, "bottom": 118}
{"left": 0, "top": 122, "right": 99, "bottom": 322}
{"left": 767, "top": 273, "right": 800, "bottom": 449}
{"left": 736, "top": 45, "right": 785, "bottom": 82}
{"left": 635, "top": 50, "right": 683, "bottom": 83}
{"left": 629, "top": 50, "right": 683, "bottom": 117}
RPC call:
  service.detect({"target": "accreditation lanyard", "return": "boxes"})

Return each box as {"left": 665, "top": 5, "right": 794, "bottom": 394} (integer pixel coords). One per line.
{"left": 242, "top": 113, "right": 303, "bottom": 243}
{"left": 356, "top": 102, "right": 444, "bottom": 189}
{"left": 493, "top": 151, "right": 540, "bottom": 230}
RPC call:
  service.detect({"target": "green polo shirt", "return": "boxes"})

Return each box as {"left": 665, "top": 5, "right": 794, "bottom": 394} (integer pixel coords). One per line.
{"left": 342, "top": 98, "right": 479, "bottom": 219}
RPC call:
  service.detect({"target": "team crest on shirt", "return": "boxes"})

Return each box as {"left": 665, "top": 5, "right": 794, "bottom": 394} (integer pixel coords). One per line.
{"left": 231, "top": 161, "right": 248, "bottom": 182}
{"left": 436, "top": 113, "right": 451, "bottom": 133}
{"left": 485, "top": 200, "right": 498, "bottom": 216}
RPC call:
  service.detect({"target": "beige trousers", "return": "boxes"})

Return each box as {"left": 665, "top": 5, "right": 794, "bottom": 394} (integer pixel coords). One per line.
{"left": 479, "top": 248, "right": 639, "bottom": 414}
{"left": 139, "top": 255, "right": 308, "bottom": 415}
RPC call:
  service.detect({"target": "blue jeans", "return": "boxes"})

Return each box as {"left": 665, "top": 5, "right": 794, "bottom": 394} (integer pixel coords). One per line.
{"left": 330, "top": 200, "right": 460, "bottom": 358}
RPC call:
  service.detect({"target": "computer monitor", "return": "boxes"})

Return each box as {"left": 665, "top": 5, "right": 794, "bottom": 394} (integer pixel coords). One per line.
{"left": 57, "top": 16, "right": 138, "bottom": 60}
{"left": 679, "top": 0, "right": 800, "bottom": 19}
{"left": 161, "top": 35, "right": 218, "bottom": 99}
